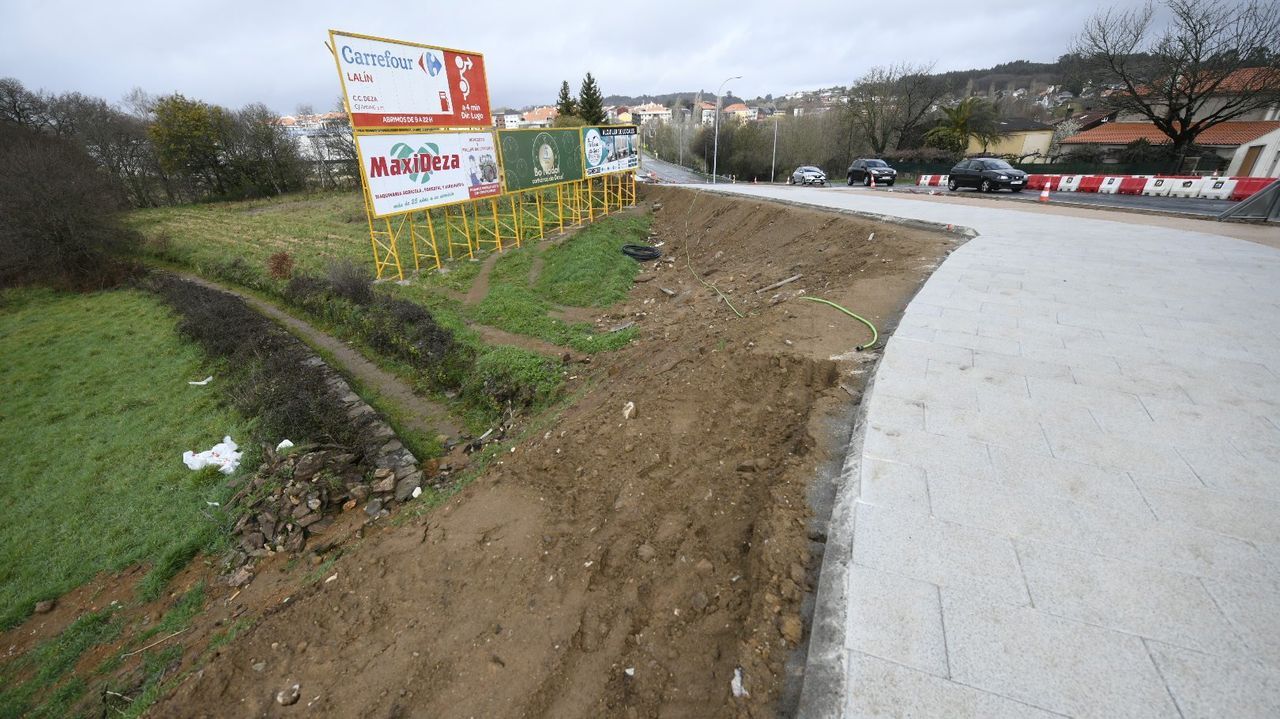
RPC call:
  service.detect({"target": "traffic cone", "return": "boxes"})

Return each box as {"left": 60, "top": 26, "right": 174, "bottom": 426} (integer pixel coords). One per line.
{"left": 1038, "top": 186, "right": 1050, "bottom": 203}
{"left": 870, "top": 173, "right": 877, "bottom": 189}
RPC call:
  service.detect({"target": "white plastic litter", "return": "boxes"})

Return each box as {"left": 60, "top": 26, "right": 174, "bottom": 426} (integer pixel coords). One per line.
{"left": 276, "top": 439, "right": 295, "bottom": 451}
{"left": 411, "top": 486, "right": 423, "bottom": 499}
{"left": 182, "top": 436, "right": 242, "bottom": 475}
{"left": 188, "top": 376, "right": 214, "bottom": 386}
{"left": 731, "top": 667, "right": 748, "bottom": 698}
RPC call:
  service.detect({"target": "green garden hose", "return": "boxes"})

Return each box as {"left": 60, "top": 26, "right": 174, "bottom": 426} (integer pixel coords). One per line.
{"left": 798, "top": 296, "right": 879, "bottom": 351}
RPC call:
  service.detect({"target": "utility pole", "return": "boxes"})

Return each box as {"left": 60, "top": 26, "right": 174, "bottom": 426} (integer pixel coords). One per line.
{"left": 712, "top": 75, "right": 741, "bottom": 185}
{"left": 770, "top": 116, "right": 778, "bottom": 183}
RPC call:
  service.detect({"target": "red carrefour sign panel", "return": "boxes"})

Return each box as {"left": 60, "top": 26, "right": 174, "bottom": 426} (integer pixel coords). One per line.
{"left": 330, "top": 30, "right": 491, "bottom": 130}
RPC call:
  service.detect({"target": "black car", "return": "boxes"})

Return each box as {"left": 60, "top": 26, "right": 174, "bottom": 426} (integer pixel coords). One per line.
{"left": 947, "top": 158, "right": 1027, "bottom": 192}
{"left": 847, "top": 158, "right": 897, "bottom": 186}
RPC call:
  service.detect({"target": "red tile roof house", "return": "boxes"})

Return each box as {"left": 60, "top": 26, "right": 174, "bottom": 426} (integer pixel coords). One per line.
{"left": 1060, "top": 121, "right": 1280, "bottom": 177}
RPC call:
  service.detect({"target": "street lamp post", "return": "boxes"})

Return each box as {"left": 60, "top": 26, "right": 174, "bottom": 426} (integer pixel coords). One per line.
{"left": 770, "top": 116, "right": 778, "bottom": 183}
{"left": 711, "top": 75, "right": 741, "bottom": 185}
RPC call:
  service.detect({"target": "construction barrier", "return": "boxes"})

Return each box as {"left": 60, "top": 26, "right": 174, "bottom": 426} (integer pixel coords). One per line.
{"left": 1027, "top": 175, "right": 1061, "bottom": 191}
{"left": 1230, "top": 177, "right": 1275, "bottom": 201}
{"left": 932, "top": 174, "right": 948, "bottom": 186}
{"left": 1097, "top": 176, "right": 1125, "bottom": 194}
{"left": 1197, "top": 178, "right": 1239, "bottom": 200}
{"left": 1077, "top": 175, "right": 1105, "bottom": 193}
{"left": 1167, "top": 177, "right": 1207, "bottom": 198}
{"left": 1141, "top": 177, "right": 1175, "bottom": 196}
{"left": 1118, "top": 176, "right": 1150, "bottom": 195}
{"left": 917, "top": 174, "right": 933, "bottom": 186}
{"left": 1059, "top": 175, "right": 1085, "bottom": 192}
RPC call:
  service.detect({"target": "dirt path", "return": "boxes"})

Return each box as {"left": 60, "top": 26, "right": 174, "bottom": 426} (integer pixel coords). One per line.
{"left": 463, "top": 250, "right": 503, "bottom": 306}
{"left": 149, "top": 188, "right": 959, "bottom": 719}
{"left": 177, "top": 272, "right": 461, "bottom": 441}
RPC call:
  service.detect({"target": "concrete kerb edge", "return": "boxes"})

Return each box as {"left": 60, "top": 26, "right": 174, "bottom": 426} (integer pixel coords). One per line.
{"left": 790, "top": 220, "right": 979, "bottom": 718}
{"left": 793, "top": 366, "right": 878, "bottom": 719}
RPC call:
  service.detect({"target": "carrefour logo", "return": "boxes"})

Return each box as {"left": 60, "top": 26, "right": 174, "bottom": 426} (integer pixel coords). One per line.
{"left": 419, "top": 52, "right": 443, "bottom": 77}
{"left": 341, "top": 45, "right": 416, "bottom": 70}
{"left": 368, "top": 142, "right": 460, "bottom": 184}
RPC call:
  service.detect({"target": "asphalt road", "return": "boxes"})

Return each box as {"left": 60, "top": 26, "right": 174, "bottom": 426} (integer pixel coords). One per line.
{"left": 639, "top": 154, "right": 708, "bottom": 184}
{"left": 641, "top": 152, "right": 1240, "bottom": 218}
{"left": 843, "top": 183, "right": 1235, "bottom": 218}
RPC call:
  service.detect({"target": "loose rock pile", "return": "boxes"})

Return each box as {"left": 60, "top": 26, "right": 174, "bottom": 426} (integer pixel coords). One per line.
{"left": 222, "top": 357, "right": 426, "bottom": 586}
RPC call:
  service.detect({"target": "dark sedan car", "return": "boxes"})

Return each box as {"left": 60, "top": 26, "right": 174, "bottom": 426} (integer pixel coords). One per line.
{"left": 947, "top": 158, "right": 1027, "bottom": 192}
{"left": 847, "top": 158, "right": 897, "bottom": 186}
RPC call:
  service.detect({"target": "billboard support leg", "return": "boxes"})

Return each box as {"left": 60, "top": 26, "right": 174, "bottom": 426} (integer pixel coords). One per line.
{"left": 362, "top": 191, "right": 404, "bottom": 281}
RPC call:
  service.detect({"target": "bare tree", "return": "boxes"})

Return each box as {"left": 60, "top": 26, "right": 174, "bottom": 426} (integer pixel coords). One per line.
{"left": 1074, "top": 0, "right": 1280, "bottom": 167}
{"left": 842, "top": 63, "right": 946, "bottom": 155}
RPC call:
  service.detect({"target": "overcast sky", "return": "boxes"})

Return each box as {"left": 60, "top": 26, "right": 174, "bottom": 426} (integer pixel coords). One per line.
{"left": 2, "top": 0, "right": 1161, "bottom": 113}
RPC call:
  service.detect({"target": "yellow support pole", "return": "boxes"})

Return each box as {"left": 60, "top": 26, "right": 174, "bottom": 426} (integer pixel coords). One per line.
{"left": 362, "top": 191, "right": 404, "bottom": 280}
{"left": 410, "top": 210, "right": 442, "bottom": 272}
{"left": 445, "top": 204, "right": 474, "bottom": 260}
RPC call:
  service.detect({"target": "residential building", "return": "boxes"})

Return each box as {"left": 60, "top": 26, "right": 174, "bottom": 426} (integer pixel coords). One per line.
{"left": 968, "top": 118, "right": 1055, "bottom": 161}
{"left": 632, "top": 102, "right": 672, "bottom": 124}
{"left": 1119, "top": 67, "right": 1280, "bottom": 124}
{"left": 1053, "top": 109, "right": 1118, "bottom": 133}
{"left": 1059, "top": 120, "right": 1280, "bottom": 176}
{"left": 722, "top": 102, "right": 754, "bottom": 122}
{"left": 273, "top": 112, "right": 349, "bottom": 160}
{"left": 522, "top": 106, "right": 557, "bottom": 128}
{"left": 492, "top": 108, "right": 523, "bottom": 129}
{"left": 697, "top": 101, "right": 717, "bottom": 126}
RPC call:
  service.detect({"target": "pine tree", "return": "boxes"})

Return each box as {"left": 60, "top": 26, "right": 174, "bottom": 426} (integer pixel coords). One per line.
{"left": 577, "top": 72, "right": 606, "bottom": 124}
{"left": 555, "top": 80, "right": 577, "bottom": 118}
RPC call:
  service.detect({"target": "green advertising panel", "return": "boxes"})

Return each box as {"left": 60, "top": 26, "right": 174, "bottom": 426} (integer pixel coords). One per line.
{"left": 497, "top": 128, "right": 584, "bottom": 192}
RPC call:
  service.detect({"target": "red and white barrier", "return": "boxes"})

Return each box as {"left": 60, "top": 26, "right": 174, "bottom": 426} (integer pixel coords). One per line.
{"left": 1197, "top": 178, "right": 1238, "bottom": 200}
{"left": 918, "top": 174, "right": 932, "bottom": 186}
{"left": 1167, "top": 178, "right": 1207, "bottom": 198}
{"left": 1077, "top": 176, "right": 1105, "bottom": 192}
{"left": 1097, "top": 176, "right": 1125, "bottom": 194}
{"left": 1142, "top": 177, "right": 1175, "bottom": 196}
{"left": 1058, "top": 175, "right": 1084, "bottom": 192}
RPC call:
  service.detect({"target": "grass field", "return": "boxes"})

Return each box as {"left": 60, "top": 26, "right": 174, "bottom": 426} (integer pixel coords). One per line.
{"left": 0, "top": 289, "right": 248, "bottom": 631}
{"left": 128, "top": 189, "right": 651, "bottom": 355}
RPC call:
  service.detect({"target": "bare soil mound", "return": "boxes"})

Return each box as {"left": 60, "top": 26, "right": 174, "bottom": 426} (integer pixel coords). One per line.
{"left": 23, "top": 187, "right": 958, "bottom": 718}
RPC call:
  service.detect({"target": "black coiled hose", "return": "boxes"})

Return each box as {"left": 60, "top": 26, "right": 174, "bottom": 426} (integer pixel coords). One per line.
{"left": 621, "top": 244, "right": 662, "bottom": 261}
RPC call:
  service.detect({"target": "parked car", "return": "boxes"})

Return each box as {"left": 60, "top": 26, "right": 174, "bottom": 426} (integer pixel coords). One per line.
{"left": 847, "top": 158, "right": 897, "bottom": 186}
{"left": 789, "top": 166, "right": 827, "bottom": 186}
{"left": 947, "top": 158, "right": 1028, "bottom": 192}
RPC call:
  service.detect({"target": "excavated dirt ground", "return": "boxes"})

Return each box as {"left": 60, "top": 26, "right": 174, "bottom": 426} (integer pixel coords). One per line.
{"left": 3, "top": 186, "right": 959, "bottom": 718}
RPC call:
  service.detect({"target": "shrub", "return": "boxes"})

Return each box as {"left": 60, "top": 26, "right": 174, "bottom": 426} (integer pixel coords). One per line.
{"left": 463, "top": 346, "right": 562, "bottom": 418}
{"left": 0, "top": 122, "right": 139, "bottom": 289}
{"left": 326, "top": 258, "right": 374, "bottom": 305}
{"left": 267, "top": 251, "right": 294, "bottom": 280}
{"left": 283, "top": 273, "right": 328, "bottom": 306}
{"left": 147, "top": 273, "right": 356, "bottom": 446}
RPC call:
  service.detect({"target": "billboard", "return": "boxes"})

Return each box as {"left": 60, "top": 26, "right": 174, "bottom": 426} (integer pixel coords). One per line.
{"left": 582, "top": 125, "right": 639, "bottom": 177}
{"left": 330, "top": 30, "right": 491, "bottom": 130}
{"left": 498, "top": 128, "right": 584, "bottom": 192}
{"left": 355, "top": 132, "right": 501, "bottom": 217}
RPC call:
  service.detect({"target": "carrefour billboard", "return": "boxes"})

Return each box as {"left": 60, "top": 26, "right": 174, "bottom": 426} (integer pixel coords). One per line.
{"left": 330, "top": 30, "right": 491, "bottom": 130}
{"left": 498, "top": 128, "right": 584, "bottom": 192}
{"left": 355, "top": 132, "right": 501, "bottom": 217}
{"left": 582, "top": 125, "right": 639, "bottom": 177}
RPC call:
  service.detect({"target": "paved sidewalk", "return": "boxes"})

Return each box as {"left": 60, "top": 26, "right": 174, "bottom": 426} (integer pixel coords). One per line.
{"left": 696, "top": 185, "right": 1280, "bottom": 718}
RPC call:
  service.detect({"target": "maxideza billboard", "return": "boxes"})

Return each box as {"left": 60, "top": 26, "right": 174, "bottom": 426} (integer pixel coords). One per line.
{"left": 355, "top": 132, "right": 501, "bottom": 217}
{"left": 330, "top": 30, "right": 491, "bottom": 130}
{"left": 582, "top": 125, "right": 639, "bottom": 177}
{"left": 498, "top": 128, "right": 584, "bottom": 192}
